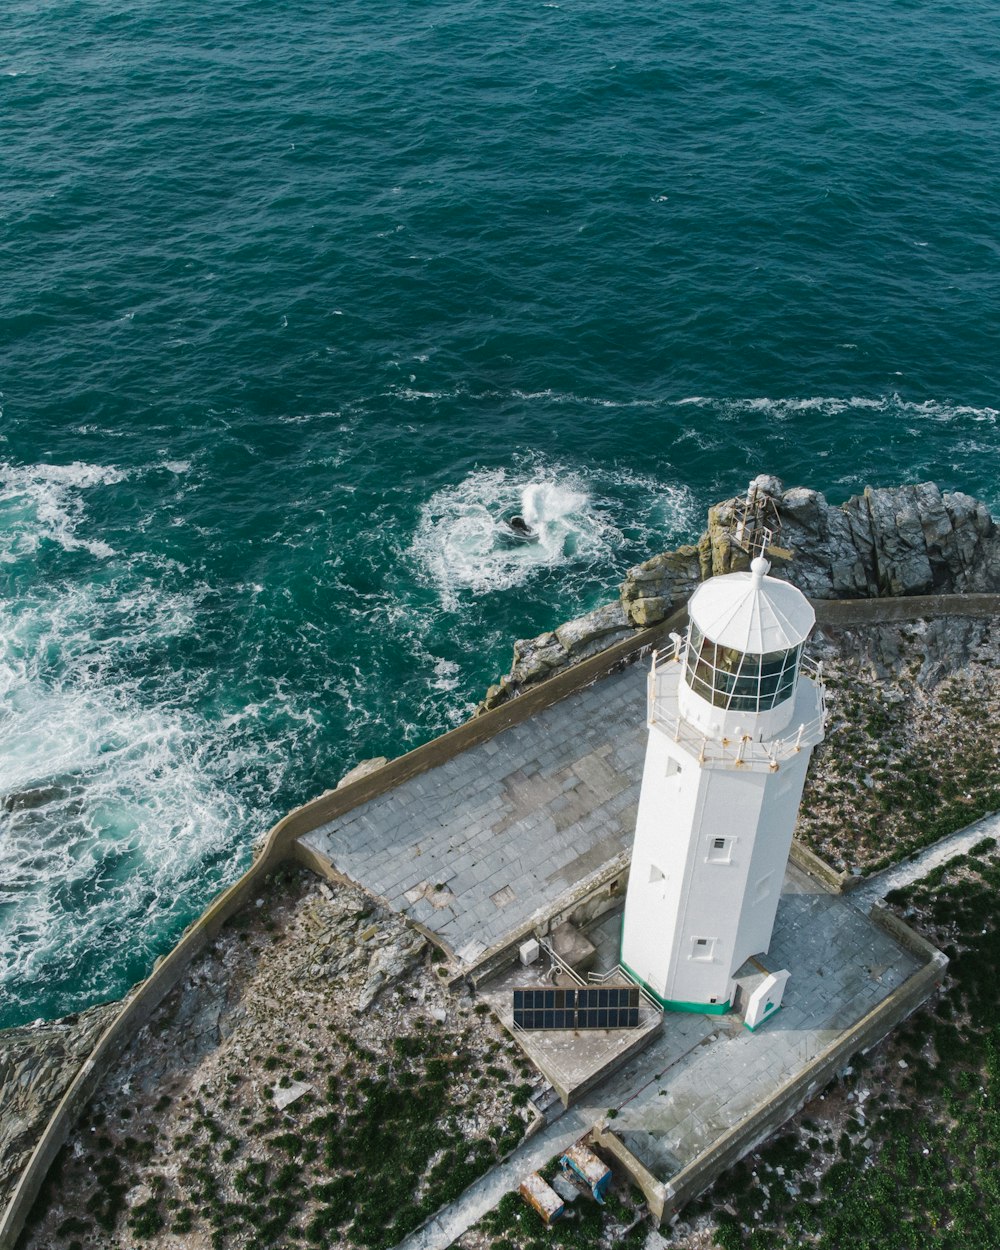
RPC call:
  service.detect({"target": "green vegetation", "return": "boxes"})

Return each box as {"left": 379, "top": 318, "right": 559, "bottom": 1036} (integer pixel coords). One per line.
{"left": 797, "top": 657, "right": 1000, "bottom": 874}
{"left": 28, "top": 1016, "right": 531, "bottom": 1250}
{"left": 686, "top": 843, "right": 1000, "bottom": 1249}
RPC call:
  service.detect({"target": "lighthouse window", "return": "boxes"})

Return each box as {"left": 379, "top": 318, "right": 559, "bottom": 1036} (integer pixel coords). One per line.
{"left": 691, "top": 936, "right": 716, "bottom": 961}
{"left": 707, "top": 836, "right": 732, "bottom": 863}
{"left": 685, "top": 625, "right": 801, "bottom": 713}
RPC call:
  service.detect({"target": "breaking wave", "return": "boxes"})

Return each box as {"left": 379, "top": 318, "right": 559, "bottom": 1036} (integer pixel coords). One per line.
{"left": 408, "top": 461, "right": 696, "bottom": 611}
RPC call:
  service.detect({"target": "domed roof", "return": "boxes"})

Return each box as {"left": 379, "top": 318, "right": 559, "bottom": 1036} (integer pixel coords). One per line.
{"left": 688, "top": 558, "right": 815, "bottom": 653}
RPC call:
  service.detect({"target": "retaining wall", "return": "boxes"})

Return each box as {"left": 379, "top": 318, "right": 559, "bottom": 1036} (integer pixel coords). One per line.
{"left": 788, "top": 840, "right": 856, "bottom": 894}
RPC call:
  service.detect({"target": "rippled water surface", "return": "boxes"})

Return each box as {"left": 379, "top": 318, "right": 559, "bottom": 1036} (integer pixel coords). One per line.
{"left": 2, "top": 0, "right": 999, "bottom": 1026}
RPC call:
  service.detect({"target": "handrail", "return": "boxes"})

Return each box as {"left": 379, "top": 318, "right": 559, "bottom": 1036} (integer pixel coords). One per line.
{"left": 587, "top": 963, "right": 663, "bottom": 1016}
{"left": 647, "top": 644, "right": 826, "bottom": 770}
{"left": 536, "top": 937, "right": 586, "bottom": 987}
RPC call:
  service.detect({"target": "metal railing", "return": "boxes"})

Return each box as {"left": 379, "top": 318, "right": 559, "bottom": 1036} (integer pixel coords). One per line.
{"left": 647, "top": 640, "right": 827, "bottom": 770}
{"left": 536, "top": 936, "right": 586, "bottom": 986}
{"left": 588, "top": 962, "right": 663, "bottom": 1015}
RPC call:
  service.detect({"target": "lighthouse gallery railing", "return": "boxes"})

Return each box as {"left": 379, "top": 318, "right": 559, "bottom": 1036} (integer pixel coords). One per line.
{"left": 647, "top": 641, "right": 826, "bottom": 770}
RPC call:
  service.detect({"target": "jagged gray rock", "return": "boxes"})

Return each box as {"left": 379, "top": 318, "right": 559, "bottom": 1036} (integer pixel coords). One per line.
{"left": 479, "top": 601, "right": 633, "bottom": 712}
{"left": 476, "top": 475, "right": 1000, "bottom": 714}
{"left": 0, "top": 1000, "right": 121, "bottom": 1213}
{"left": 356, "top": 933, "right": 427, "bottom": 1014}
{"left": 767, "top": 480, "right": 1000, "bottom": 600}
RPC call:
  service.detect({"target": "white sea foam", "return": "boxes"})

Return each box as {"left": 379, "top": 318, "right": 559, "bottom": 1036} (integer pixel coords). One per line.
{"left": 669, "top": 394, "right": 1000, "bottom": 423}
{"left": 409, "top": 460, "right": 694, "bottom": 611}
{"left": 431, "top": 657, "right": 460, "bottom": 692}
{"left": 0, "top": 573, "right": 283, "bottom": 1023}
{"left": 409, "top": 467, "right": 622, "bottom": 609}
{"left": 0, "top": 460, "right": 125, "bottom": 560}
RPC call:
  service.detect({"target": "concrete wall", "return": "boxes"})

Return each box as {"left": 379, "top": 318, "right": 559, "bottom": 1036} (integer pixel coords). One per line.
{"left": 460, "top": 854, "right": 631, "bottom": 991}
{"left": 788, "top": 839, "right": 857, "bottom": 894}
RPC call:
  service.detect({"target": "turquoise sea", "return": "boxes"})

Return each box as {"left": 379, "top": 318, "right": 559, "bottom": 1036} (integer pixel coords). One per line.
{"left": 2, "top": 0, "right": 999, "bottom": 1029}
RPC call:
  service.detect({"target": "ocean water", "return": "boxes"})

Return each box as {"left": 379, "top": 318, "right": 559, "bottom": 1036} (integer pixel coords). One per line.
{"left": 2, "top": 0, "right": 999, "bottom": 1029}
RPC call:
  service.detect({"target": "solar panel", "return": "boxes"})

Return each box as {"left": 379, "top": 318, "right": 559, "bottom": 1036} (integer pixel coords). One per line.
{"left": 513, "top": 985, "right": 641, "bottom": 1030}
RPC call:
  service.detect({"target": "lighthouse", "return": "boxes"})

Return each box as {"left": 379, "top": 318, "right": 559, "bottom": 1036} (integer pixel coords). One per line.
{"left": 620, "top": 556, "right": 825, "bottom": 1014}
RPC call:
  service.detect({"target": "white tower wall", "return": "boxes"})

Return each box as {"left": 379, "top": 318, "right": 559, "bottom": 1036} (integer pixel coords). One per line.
{"left": 620, "top": 556, "right": 825, "bottom": 1014}
{"left": 731, "top": 748, "right": 811, "bottom": 965}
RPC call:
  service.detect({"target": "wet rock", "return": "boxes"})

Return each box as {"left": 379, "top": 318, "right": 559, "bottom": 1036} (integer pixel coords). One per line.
{"left": 2, "top": 784, "right": 69, "bottom": 813}
{"left": 337, "top": 757, "right": 389, "bottom": 789}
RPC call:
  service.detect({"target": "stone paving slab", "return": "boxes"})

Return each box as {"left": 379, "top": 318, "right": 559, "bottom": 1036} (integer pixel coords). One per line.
{"left": 300, "top": 665, "right": 648, "bottom": 968}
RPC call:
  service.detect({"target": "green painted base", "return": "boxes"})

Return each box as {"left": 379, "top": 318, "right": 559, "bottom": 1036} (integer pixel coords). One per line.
{"left": 620, "top": 960, "right": 732, "bottom": 1015}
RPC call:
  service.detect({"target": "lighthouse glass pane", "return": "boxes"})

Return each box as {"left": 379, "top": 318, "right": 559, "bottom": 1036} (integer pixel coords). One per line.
{"left": 685, "top": 628, "right": 800, "bottom": 712}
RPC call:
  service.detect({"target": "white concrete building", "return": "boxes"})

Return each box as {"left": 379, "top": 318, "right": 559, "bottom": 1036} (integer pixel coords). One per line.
{"left": 620, "top": 557, "right": 825, "bottom": 1013}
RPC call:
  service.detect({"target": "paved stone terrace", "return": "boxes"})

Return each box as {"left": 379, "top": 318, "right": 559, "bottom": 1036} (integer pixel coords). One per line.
{"left": 613, "top": 863, "right": 922, "bottom": 1182}
{"left": 301, "top": 664, "right": 648, "bottom": 968}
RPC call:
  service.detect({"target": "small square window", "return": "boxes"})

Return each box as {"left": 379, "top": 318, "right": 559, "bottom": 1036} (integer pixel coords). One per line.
{"left": 707, "top": 836, "right": 733, "bottom": 864}
{"left": 691, "top": 936, "right": 716, "bottom": 961}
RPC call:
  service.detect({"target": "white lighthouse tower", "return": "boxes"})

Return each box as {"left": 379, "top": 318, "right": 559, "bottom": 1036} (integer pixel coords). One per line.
{"left": 620, "top": 556, "right": 825, "bottom": 1013}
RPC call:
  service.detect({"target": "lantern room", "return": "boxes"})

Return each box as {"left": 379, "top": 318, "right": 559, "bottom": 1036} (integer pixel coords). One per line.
{"left": 677, "top": 556, "right": 816, "bottom": 740}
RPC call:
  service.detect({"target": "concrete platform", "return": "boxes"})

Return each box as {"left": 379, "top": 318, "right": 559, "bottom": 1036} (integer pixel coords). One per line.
{"left": 603, "top": 862, "right": 920, "bottom": 1179}
{"left": 481, "top": 958, "right": 664, "bottom": 1109}
{"left": 300, "top": 664, "right": 648, "bottom": 971}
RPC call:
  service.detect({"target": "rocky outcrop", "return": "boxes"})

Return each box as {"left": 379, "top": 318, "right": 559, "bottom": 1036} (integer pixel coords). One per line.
{"left": 767, "top": 480, "right": 999, "bottom": 601}
{"left": 336, "top": 757, "right": 389, "bottom": 789}
{"left": 479, "top": 600, "right": 633, "bottom": 712}
{"left": 622, "top": 476, "right": 1000, "bottom": 621}
{"left": 356, "top": 933, "right": 428, "bottom": 1013}
{"left": 293, "top": 883, "right": 426, "bottom": 1013}
{"left": 0, "top": 1000, "right": 121, "bottom": 1213}
{"left": 477, "top": 475, "right": 1000, "bottom": 713}
{"left": 619, "top": 544, "right": 703, "bottom": 630}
